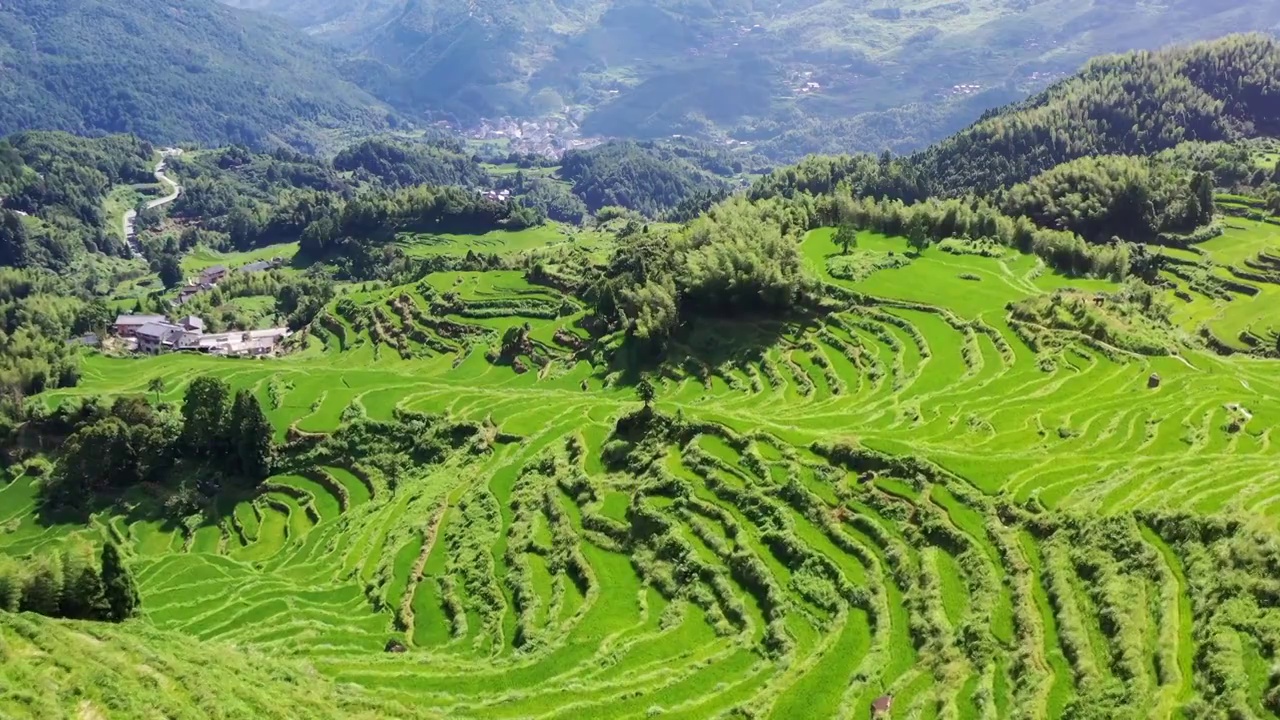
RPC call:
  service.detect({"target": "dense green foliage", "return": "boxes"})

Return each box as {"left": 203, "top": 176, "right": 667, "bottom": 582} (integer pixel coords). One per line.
{"left": 161, "top": 145, "right": 541, "bottom": 278}
{"left": 0, "top": 132, "right": 154, "bottom": 267}
{"left": 0, "top": 269, "right": 106, "bottom": 404}
{"left": 0, "top": 0, "right": 396, "bottom": 151}
{"left": 590, "top": 197, "right": 815, "bottom": 342}
{"left": 560, "top": 141, "right": 728, "bottom": 218}
{"left": 99, "top": 543, "right": 139, "bottom": 622}
{"left": 40, "top": 378, "right": 272, "bottom": 514}
{"left": 334, "top": 138, "right": 490, "bottom": 189}
{"left": 43, "top": 396, "right": 179, "bottom": 510}
{"left": 1000, "top": 156, "right": 1214, "bottom": 243}
{"left": 0, "top": 540, "right": 136, "bottom": 622}
{"left": 916, "top": 34, "right": 1280, "bottom": 194}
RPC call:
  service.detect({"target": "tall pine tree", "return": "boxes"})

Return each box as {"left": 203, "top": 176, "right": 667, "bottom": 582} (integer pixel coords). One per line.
{"left": 180, "top": 376, "right": 231, "bottom": 457}
{"left": 100, "top": 543, "right": 139, "bottom": 622}
{"left": 1191, "top": 172, "right": 1216, "bottom": 226}
{"left": 230, "top": 389, "right": 274, "bottom": 481}
{"left": 60, "top": 541, "right": 106, "bottom": 620}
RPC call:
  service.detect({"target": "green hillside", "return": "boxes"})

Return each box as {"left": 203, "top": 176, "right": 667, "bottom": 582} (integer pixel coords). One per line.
{"left": 0, "top": 613, "right": 407, "bottom": 719}
{"left": 0, "top": 0, "right": 397, "bottom": 152}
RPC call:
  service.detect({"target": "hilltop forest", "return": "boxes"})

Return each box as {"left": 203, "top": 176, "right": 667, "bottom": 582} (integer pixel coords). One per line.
{"left": 4, "top": 32, "right": 1280, "bottom": 720}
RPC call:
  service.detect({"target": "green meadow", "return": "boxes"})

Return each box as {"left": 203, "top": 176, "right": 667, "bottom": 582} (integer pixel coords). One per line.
{"left": 8, "top": 218, "right": 1280, "bottom": 718}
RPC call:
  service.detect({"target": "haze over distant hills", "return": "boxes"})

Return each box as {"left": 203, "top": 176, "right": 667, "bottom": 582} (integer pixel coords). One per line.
{"left": 218, "top": 0, "right": 1280, "bottom": 158}
{"left": 1, "top": 0, "right": 1279, "bottom": 158}
{"left": 0, "top": 0, "right": 397, "bottom": 151}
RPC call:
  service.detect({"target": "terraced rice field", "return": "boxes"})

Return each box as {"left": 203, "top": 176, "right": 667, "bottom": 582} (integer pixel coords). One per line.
{"left": 11, "top": 220, "right": 1280, "bottom": 717}
{"left": 396, "top": 224, "right": 599, "bottom": 257}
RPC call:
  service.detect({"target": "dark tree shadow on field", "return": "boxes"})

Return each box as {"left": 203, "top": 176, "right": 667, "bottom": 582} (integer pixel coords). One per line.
{"left": 600, "top": 311, "right": 817, "bottom": 390}
{"left": 32, "top": 461, "right": 262, "bottom": 537}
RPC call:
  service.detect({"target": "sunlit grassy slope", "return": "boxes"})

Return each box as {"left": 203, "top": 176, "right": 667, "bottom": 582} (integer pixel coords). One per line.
{"left": 9, "top": 219, "right": 1280, "bottom": 717}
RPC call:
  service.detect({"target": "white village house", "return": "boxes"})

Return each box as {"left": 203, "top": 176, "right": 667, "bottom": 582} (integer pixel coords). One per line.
{"left": 112, "top": 314, "right": 290, "bottom": 357}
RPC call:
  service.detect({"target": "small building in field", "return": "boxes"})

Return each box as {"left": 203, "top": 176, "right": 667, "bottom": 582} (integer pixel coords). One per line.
{"left": 68, "top": 333, "right": 100, "bottom": 347}
{"left": 198, "top": 265, "right": 228, "bottom": 285}
{"left": 871, "top": 695, "right": 893, "bottom": 717}
{"left": 174, "top": 286, "right": 201, "bottom": 306}
{"left": 112, "top": 314, "right": 167, "bottom": 338}
{"left": 237, "top": 258, "right": 282, "bottom": 274}
{"left": 135, "top": 322, "right": 190, "bottom": 355}
{"left": 197, "top": 327, "right": 291, "bottom": 357}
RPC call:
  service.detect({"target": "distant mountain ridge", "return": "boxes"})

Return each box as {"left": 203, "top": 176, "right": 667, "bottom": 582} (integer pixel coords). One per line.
{"left": 215, "top": 0, "right": 1280, "bottom": 160}
{"left": 0, "top": 0, "right": 399, "bottom": 151}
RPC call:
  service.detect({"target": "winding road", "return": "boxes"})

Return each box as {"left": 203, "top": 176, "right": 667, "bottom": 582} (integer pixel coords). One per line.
{"left": 123, "top": 149, "right": 183, "bottom": 257}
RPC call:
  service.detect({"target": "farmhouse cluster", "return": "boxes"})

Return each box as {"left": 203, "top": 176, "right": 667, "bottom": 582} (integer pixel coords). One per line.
{"left": 175, "top": 259, "right": 284, "bottom": 306}
{"left": 112, "top": 314, "right": 290, "bottom": 357}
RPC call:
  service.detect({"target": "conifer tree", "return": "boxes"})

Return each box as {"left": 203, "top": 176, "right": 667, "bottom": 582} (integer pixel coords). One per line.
{"left": 636, "top": 378, "right": 656, "bottom": 410}
{"left": 60, "top": 541, "right": 106, "bottom": 620}
{"left": 230, "top": 389, "right": 274, "bottom": 481}
{"left": 100, "top": 543, "right": 139, "bottom": 622}
{"left": 1191, "top": 172, "right": 1216, "bottom": 225}
{"left": 180, "top": 376, "right": 232, "bottom": 456}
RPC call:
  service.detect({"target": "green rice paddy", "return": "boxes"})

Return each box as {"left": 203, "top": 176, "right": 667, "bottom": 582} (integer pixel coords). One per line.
{"left": 8, "top": 219, "right": 1280, "bottom": 717}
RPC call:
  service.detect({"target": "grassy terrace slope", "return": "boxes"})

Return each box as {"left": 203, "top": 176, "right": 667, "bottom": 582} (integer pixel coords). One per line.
{"left": 9, "top": 220, "right": 1280, "bottom": 717}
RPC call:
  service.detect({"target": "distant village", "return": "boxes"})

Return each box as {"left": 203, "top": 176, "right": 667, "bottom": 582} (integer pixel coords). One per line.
{"left": 462, "top": 117, "right": 603, "bottom": 159}
{"left": 105, "top": 259, "right": 292, "bottom": 358}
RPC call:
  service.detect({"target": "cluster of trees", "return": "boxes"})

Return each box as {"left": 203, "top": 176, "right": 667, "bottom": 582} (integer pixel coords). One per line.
{"left": 560, "top": 141, "right": 729, "bottom": 218}
{"left": 1000, "top": 156, "right": 1215, "bottom": 243}
{"left": 180, "top": 378, "right": 274, "bottom": 482}
{"left": 589, "top": 197, "right": 817, "bottom": 343}
{"left": 42, "top": 395, "right": 180, "bottom": 509}
{"left": 0, "top": 540, "right": 138, "bottom": 623}
{"left": 299, "top": 185, "right": 542, "bottom": 259}
{"left": 498, "top": 175, "right": 588, "bottom": 224}
{"left": 0, "top": 269, "right": 111, "bottom": 404}
{"left": 0, "top": 132, "right": 154, "bottom": 268}
{"left": 0, "top": 540, "right": 137, "bottom": 622}
{"left": 823, "top": 192, "right": 1137, "bottom": 279}
{"left": 333, "top": 138, "right": 489, "bottom": 189}
{"left": 163, "top": 269, "right": 334, "bottom": 332}
{"left": 164, "top": 144, "right": 542, "bottom": 276}
{"left": 751, "top": 152, "right": 929, "bottom": 206}
{"left": 42, "top": 377, "right": 274, "bottom": 512}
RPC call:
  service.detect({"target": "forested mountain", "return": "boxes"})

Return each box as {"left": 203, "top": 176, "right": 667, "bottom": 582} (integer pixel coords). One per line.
{"left": 754, "top": 35, "right": 1280, "bottom": 203}
{"left": 915, "top": 34, "right": 1280, "bottom": 195}
{"left": 219, "top": 0, "right": 1280, "bottom": 160}
{"left": 0, "top": 0, "right": 397, "bottom": 152}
